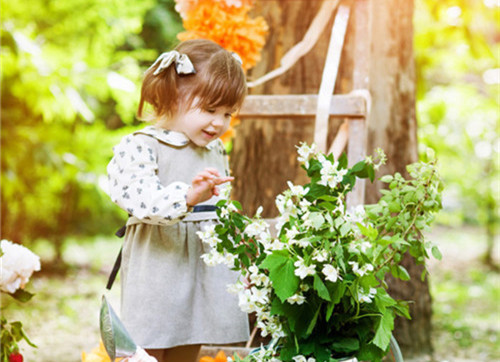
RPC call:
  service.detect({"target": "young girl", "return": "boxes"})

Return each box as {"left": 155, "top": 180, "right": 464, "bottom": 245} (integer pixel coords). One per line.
{"left": 106, "top": 39, "right": 249, "bottom": 362}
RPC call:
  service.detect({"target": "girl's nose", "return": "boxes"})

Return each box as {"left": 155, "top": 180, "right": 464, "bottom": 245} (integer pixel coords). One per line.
{"left": 211, "top": 116, "right": 224, "bottom": 127}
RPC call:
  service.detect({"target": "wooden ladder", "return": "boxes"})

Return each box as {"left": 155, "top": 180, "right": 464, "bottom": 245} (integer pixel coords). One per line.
{"left": 237, "top": 0, "right": 371, "bottom": 209}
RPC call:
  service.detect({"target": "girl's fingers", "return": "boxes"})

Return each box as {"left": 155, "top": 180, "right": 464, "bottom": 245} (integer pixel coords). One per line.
{"left": 204, "top": 168, "right": 221, "bottom": 177}
{"left": 213, "top": 176, "right": 234, "bottom": 185}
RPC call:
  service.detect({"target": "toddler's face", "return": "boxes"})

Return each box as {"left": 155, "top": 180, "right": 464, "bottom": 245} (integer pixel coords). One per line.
{"left": 168, "top": 104, "right": 234, "bottom": 147}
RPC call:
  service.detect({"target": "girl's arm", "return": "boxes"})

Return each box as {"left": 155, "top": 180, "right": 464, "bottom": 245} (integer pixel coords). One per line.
{"left": 106, "top": 135, "right": 191, "bottom": 225}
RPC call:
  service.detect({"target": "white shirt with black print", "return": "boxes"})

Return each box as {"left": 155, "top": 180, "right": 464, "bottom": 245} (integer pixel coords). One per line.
{"left": 106, "top": 127, "right": 194, "bottom": 226}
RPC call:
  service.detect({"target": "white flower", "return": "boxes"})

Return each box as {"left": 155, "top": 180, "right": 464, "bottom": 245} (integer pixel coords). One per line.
{"left": 358, "top": 287, "right": 377, "bottom": 303}
{"left": 293, "top": 356, "right": 316, "bottom": 362}
{"left": 200, "top": 250, "right": 225, "bottom": 266}
{"left": 286, "top": 293, "right": 306, "bottom": 305}
{"left": 294, "top": 258, "right": 316, "bottom": 279}
{"left": 227, "top": 282, "right": 245, "bottom": 295}
{"left": 0, "top": 240, "right": 41, "bottom": 294}
{"left": 287, "top": 181, "right": 309, "bottom": 197}
{"left": 322, "top": 264, "right": 342, "bottom": 283}
{"left": 286, "top": 225, "right": 300, "bottom": 240}
{"left": 250, "top": 286, "right": 270, "bottom": 305}
{"left": 245, "top": 220, "right": 269, "bottom": 237}
{"left": 346, "top": 204, "right": 366, "bottom": 224}
{"left": 223, "top": 253, "right": 237, "bottom": 268}
{"left": 196, "top": 225, "right": 221, "bottom": 247}
{"left": 348, "top": 261, "right": 374, "bottom": 276}
{"left": 312, "top": 249, "right": 329, "bottom": 262}
{"left": 220, "top": 202, "right": 239, "bottom": 217}
{"left": 297, "top": 143, "right": 319, "bottom": 168}
{"left": 220, "top": 183, "right": 232, "bottom": 199}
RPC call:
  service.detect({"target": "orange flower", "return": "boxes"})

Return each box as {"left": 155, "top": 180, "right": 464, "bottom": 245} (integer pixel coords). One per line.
{"left": 177, "top": 0, "right": 268, "bottom": 70}
{"left": 220, "top": 116, "right": 240, "bottom": 145}
{"left": 199, "top": 350, "right": 229, "bottom": 362}
{"left": 175, "top": 0, "right": 254, "bottom": 19}
{"left": 81, "top": 341, "right": 123, "bottom": 362}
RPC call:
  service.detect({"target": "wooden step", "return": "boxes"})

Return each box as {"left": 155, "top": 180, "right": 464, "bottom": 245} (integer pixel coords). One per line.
{"left": 239, "top": 94, "right": 366, "bottom": 118}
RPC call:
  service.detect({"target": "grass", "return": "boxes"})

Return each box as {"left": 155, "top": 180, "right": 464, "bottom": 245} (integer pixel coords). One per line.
{"left": 1, "top": 226, "right": 499, "bottom": 362}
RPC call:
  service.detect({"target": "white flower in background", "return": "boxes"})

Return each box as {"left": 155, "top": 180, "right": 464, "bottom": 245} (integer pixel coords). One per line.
{"left": 200, "top": 250, "right": 225, "bottom": 267}
{"left": 322, "top": 264, "right": 342, "bottom": 283}
{"left": 263, "top": 238, "right": 285, "bottom": 254}
{"left": 196, "top": 225, "right": 221, "bottom": 247}
{"left": 297, "top": 142, "right": 319, "bottom": 168}
{"left": 249, "top": 265, "right": 271, "bottom": 287}
{"left": 287, "top": 293, "right": 306, "bottom": 305}
{"left": 358, "top": 240, "right": 372, "bottom": 253}
{"left": 286, "top": 225, "right": 300, "bottom": 240}
{"left": 299, "top": 198, "right": 312, "bottom": 212}
{"left": 220, "top": 183, "right": 232, "bottom": 199}
{"left": 346, "top": 204, "right": 366, "bottom": 224}
{"left": 358, "top": 287, "right": 377, "bottom": 303}
{"left": 245, "top": 219, "right": 269, "bottom": 237}
{"left": 287, "top": 181, "right": 309, "bottom": 198}
{"left": 348, "top": 240, "right": 372, "bottom": 254}
{"left": 294, "top": 257, "right": 316, "bottom": 279}
{"left": 0, "top": 239, "right": 41, "bottom": 294}
{"left": 293, "top": 356, "right": 316, "bottom": 362}
{"left": 348, "top": 261, "right": 374, "bottom": 276}
{"left": 312, "top": 249, "right": 329, "bottom": 262}
{"left": 250, "top": 286, "right": 270, "bottom": 305}
{"left": 227, "top": 281, "right": 245, "bottom": 295}
{"left": 220, "top": 201, "right": 239, "bottom": 218}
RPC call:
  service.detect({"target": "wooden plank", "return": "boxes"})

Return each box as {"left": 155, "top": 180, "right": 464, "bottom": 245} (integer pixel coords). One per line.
{"left": 346, "top": 0, "right": 371, "bottom": 210}
{"left": 238, "top": 94, "right": 366, "bottom": 118}
{"left": 314, "top": 3, "right": 351, "bottom": 152}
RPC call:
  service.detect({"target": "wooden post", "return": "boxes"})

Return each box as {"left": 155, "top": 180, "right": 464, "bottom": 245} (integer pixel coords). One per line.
{"left": 346, "top": 0, "right": 371, "bottom": 210}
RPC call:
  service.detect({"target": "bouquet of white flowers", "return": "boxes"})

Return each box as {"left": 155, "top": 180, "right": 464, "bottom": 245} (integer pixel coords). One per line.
{"left": 197, "top": 144, "right": 443, "bottom": 362}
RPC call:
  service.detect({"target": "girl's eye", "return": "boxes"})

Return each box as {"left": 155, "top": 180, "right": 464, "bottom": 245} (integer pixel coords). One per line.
{"left": 206, "top": 109, "right": 216, "bottom": 114}
{"left": 225, "top": 113, "right": 232, "bottom": 118}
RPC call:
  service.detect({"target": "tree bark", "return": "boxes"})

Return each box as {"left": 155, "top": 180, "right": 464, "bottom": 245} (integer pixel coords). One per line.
{"left": 231, "top": 0, "right": 432, "bottom": 357}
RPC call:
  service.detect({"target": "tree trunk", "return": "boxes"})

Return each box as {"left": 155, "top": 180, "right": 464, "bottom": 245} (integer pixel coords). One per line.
{"left": 365, "top": 1, "right": 433, "bottom": 358}
{"left": 231, "top": 0, "right": 432, "bottom": 358}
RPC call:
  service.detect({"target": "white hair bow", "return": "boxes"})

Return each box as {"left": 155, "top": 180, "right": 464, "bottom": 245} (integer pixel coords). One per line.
{"left": 148, "top": 50, "right": 196, "bottom": 76}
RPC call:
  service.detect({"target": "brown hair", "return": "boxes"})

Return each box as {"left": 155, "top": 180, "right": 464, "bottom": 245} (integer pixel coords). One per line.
{"left": 137, "top": 39, "right": 247, "bottom": 120}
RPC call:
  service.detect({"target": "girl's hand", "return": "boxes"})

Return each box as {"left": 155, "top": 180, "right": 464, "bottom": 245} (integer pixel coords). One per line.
{"left": 186, "top": 168, "right": 234, "bottom": 206}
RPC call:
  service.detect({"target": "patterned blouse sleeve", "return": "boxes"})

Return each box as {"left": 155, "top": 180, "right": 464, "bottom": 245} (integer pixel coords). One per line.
{"left": 106, "top": 134, "right": 190, "bottom": 225}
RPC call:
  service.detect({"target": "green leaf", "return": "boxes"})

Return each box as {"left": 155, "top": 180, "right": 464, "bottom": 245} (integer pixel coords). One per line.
{"left": 313, "top": 274, "right": 331, "bottom": 301}
{"left": 330, "top": 337, "right": 360, "bottom": 354}
{"left": 356, "top": 222, "right": 378, "bottom": 241}
{"left": 390, "top": 265, "right": 411, "bottom": 281}
{"left": 388, "top": 201, "right": 402, "bottom": 213}
{"left": 309, "top": 212, "right": 325, "bottom": 229}
{"left": 372, "top": 311, "right": 394, "bottom": 350}
{"left": 261, "top": 250, "right": 300, "bottom": 302}
{"left": 305, "top": 305, "right": 321, "bottom": 337}
{"left": 431, "top": 245, "right": 442, "bottom": 260}
{"left": 10, "top": 289, "right": 34, "bottom": 303}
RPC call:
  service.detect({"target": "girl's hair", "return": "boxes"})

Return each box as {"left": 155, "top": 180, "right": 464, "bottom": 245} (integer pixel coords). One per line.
{"left": 138, "top": 39, "right": 247, "bottom": 120}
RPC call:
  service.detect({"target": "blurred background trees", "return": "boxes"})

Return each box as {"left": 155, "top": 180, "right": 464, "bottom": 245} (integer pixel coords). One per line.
{"left": 1, "top": 0, "right": 498, "bottom": 267}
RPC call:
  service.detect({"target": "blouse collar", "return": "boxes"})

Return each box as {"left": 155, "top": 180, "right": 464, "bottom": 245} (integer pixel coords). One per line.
{"left": 134, "top": 125, "right": 217, "bottom": 150}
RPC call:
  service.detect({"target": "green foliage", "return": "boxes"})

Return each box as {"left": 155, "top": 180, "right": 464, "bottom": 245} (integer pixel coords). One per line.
{"left": 1, "top": 317, "right": 37, "bottom": 362}
{"left": 0, "top": 0, "right": 183, "bottom": 246}
{"left": 415, "top": 1, "right": 500, "bottom": 237}
{"left": 198, "top": 144, "right": 443, "bottom": 361}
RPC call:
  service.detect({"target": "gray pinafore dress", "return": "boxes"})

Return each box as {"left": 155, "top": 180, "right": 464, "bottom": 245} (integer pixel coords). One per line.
{"left": 107, "top": 126, "right": 249, "bottom": 349}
